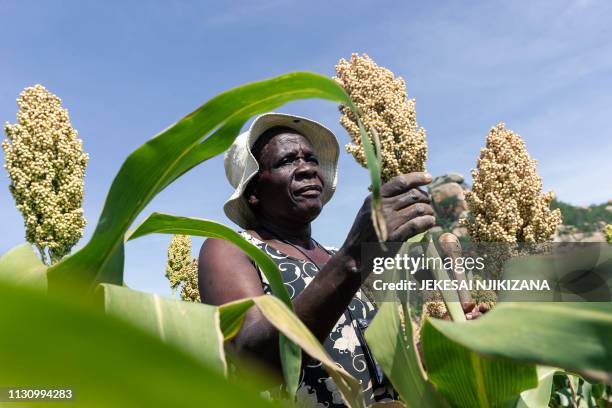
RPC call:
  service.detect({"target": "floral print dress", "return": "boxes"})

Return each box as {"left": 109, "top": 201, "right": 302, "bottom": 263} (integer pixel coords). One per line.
{"left": 240, "top": 232, "right": 396, "bottom": 407}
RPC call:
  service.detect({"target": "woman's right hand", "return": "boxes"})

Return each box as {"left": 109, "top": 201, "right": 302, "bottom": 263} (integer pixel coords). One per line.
{"left": 340, "top": 172, "right": 436, "bottom": 264}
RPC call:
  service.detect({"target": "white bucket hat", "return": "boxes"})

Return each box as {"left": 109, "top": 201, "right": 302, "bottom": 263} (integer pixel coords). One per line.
{"left": 223, "top": 112, "right": 339, "bottom": 229}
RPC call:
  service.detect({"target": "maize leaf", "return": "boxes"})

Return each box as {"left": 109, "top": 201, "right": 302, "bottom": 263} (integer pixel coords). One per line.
{"left": 219, "top": 295, "right": 366, "bottom": 408}
{"left": 365, "top": 301, "right": 449, "bottom": 407}
{"left": 513, "top": 366, "right": 559, "bottom": 408}
{"left": 95, "top": 283, "right": 226, "bottom": 374}
{"left": 425, "top": 302, "right": 612, "bottom": 383}
{"left": 47, "top": 72, "right": 368, "bottom": 292}
{"left": 0, "top": 243, "right": 47, "bottom": 290}
{"left": 126, "top": 212, "right": 301, "bottom": 394}
{"left": 421, "top": 318, "right": 538, "bottom": 408}
{"left": 0, "top": 280, "right": 285, "bottom": 408}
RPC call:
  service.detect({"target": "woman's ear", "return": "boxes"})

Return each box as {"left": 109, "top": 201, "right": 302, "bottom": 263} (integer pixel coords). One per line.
{"left": 247, "top": 193, "right": 259, "bottom": 207}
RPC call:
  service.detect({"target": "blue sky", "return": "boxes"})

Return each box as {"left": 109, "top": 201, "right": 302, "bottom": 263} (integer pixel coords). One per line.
{"left": 1, "top": 0, "right": 611, "bottom": 297}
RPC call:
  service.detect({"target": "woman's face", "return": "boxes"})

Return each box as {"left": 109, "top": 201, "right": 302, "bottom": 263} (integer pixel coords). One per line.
{"left": 248, "top": 132, "right": 325, "bottom": 225}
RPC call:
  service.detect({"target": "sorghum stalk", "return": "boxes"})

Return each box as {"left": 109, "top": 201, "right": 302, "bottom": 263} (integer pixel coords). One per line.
{"left": 3, "top": 85, "right": 88, "bottom": 265}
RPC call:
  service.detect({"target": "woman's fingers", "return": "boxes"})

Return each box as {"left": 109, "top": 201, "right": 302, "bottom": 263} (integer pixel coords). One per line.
{"left": 390, "top": 215, "right": 435, "bottom": 241}
{"left": 396, "top": 202, "right": 435, "bottom": 221}
{"left": 390, "top": 187, "right": 431, "bottom": 210}
{"left": 381, "top": 172, "right": 432, "bottom": 197}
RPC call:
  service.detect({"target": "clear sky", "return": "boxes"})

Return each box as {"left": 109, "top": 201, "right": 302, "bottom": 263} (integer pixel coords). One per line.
{"left": 1, "top": 0, "right": 611, "bottom": 297}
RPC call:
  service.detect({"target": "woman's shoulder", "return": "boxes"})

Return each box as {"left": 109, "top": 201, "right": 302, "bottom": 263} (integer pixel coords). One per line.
{"left": 199, "top": 236, "right": 251, "bottom": 264}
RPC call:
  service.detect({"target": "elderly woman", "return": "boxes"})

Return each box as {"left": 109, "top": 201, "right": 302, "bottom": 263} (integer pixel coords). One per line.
{"left": 198, "top": 113, "right": 480, "bottom": 406}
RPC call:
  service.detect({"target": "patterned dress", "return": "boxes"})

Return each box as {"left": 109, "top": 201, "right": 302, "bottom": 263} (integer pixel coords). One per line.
{"left": 240, "top": 231, "right": 396, "bottom": 407}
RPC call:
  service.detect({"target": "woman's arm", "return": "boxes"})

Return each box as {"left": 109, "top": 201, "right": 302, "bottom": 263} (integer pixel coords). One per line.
{"left": 198, "top": 172, "right": 436, "bottom": 373}
{"left": 198, "top": 237, "right": 362, "bottom": 372}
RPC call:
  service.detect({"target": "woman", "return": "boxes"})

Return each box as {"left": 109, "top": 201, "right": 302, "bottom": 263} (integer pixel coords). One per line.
{"left": 198, "top": 113, "right": 481, "bottom": 406}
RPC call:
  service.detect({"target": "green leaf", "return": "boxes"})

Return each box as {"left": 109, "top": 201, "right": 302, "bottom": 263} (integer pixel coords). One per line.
{"left": 0, "top": 280, "right": 284, "bottom": 408}
{"left": 219, "top": 296, "right": 254, "bottom": 341}
{"left": 125, "top": 212, "right": 301, "bottom": 395}
{"left": 221, "top": 296, "right": 367, "bottom": 408}
{"left": 126, "top": 213, "right": 293, "bottom": 307}
{"left": 95, "top": 283, "right": 226, "bottom": 374}
{"left": 363, "top": 124, "right": 385, "bottom": 241}
{"left": 365, "top": 301, "right": 449, "bottom": 407}
{"left": 514, "top": 367, "right": 560, "bottom": 408}
{"left": 0, "top": 243, "right": 47, "bottom": 290}
{"left": 47, "top": 72, "right": 356, "bottom": 292}
{"left": 426, "top": 302, "right": 612, "bottom": 383}
{"left": 422, "top": 318, "right": 538, "bottom": 408}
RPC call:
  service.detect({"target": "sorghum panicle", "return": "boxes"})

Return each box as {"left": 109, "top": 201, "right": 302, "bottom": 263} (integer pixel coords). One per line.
{"left": 180, "top": 259, "right": 201, "bottom": 303}
{"left": 166, "top": 234, "right": 192, "bottom": 291}
{"left": 334, "top": 53, "right": 427, "bottom": 183}
{"left": 166, "top": 234, "right": 200, "bottom": 302}
{"left": 3, "top": 84, "right": 88, "bottom": 264}
{"left": 462, "top": 123, "right": 562, "bottom": 243}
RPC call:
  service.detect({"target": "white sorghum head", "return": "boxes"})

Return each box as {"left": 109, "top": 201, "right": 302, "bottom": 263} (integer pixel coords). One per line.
{"left": 462, "top": 123, "right": 562, "bottom": 243}
{"left": 3, "top": 84, "right": 88, "bottom": 264}
{"left": 334, "top": 53, "right": 427, "bottom": 183}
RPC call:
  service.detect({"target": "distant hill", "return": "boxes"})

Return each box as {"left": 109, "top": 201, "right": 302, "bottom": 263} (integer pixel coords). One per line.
{"left": 551, "top": 199, "right": 612, "bottom": 233}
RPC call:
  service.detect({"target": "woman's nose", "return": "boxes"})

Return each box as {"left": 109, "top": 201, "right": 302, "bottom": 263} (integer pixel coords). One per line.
{"left": 294, "top": 159, "right": 318, "bottom": 178}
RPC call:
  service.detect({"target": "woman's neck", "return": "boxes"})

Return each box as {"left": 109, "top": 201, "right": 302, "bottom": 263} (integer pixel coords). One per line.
{"left": 257, "top": 219, "right": 313, "bottom": 249}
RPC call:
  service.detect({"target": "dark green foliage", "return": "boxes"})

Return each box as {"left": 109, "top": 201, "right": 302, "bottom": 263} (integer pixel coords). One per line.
{"left": 551, "top": 199, "right": 612, "bottom": 233}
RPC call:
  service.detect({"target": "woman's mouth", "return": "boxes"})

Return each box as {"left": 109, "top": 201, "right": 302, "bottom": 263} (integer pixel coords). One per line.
{"left": 293, "top": 185, "right": 322, "bottom": 198}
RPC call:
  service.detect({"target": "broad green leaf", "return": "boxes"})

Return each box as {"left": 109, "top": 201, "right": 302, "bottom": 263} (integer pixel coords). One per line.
{"left": 125, "top": 212, "right": 301, "bottom": 394}
{"left": 126, "top": 213, "right": 293, "bottom": 307}
{"left": 422, "top": 318, "right": 537, "bottom": 408}
{"left": 426, "top": 302, "right": 612, "bottom": 383}
{"left": 95, "top": 283, "right": 226, "bottom": 374}
{"left": 47, "top": 72, "right": 358, "bottom": 292}
{"left": 365, "top": 301, "right": 449, "bottom": 407}
{"left": 0, "top": 280, "right": 284, "bottom": 408}
{"left": 0, "top": 243, "right": 47, "bottom": 290}
{"left": 221, "top": 296, "right": 367, "bottom": 408}
{"left": 219, "top": 296, "right": 254, "bottom": 340}
{"left": 514, "top": 367, "right": 559, "bottom": 408}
